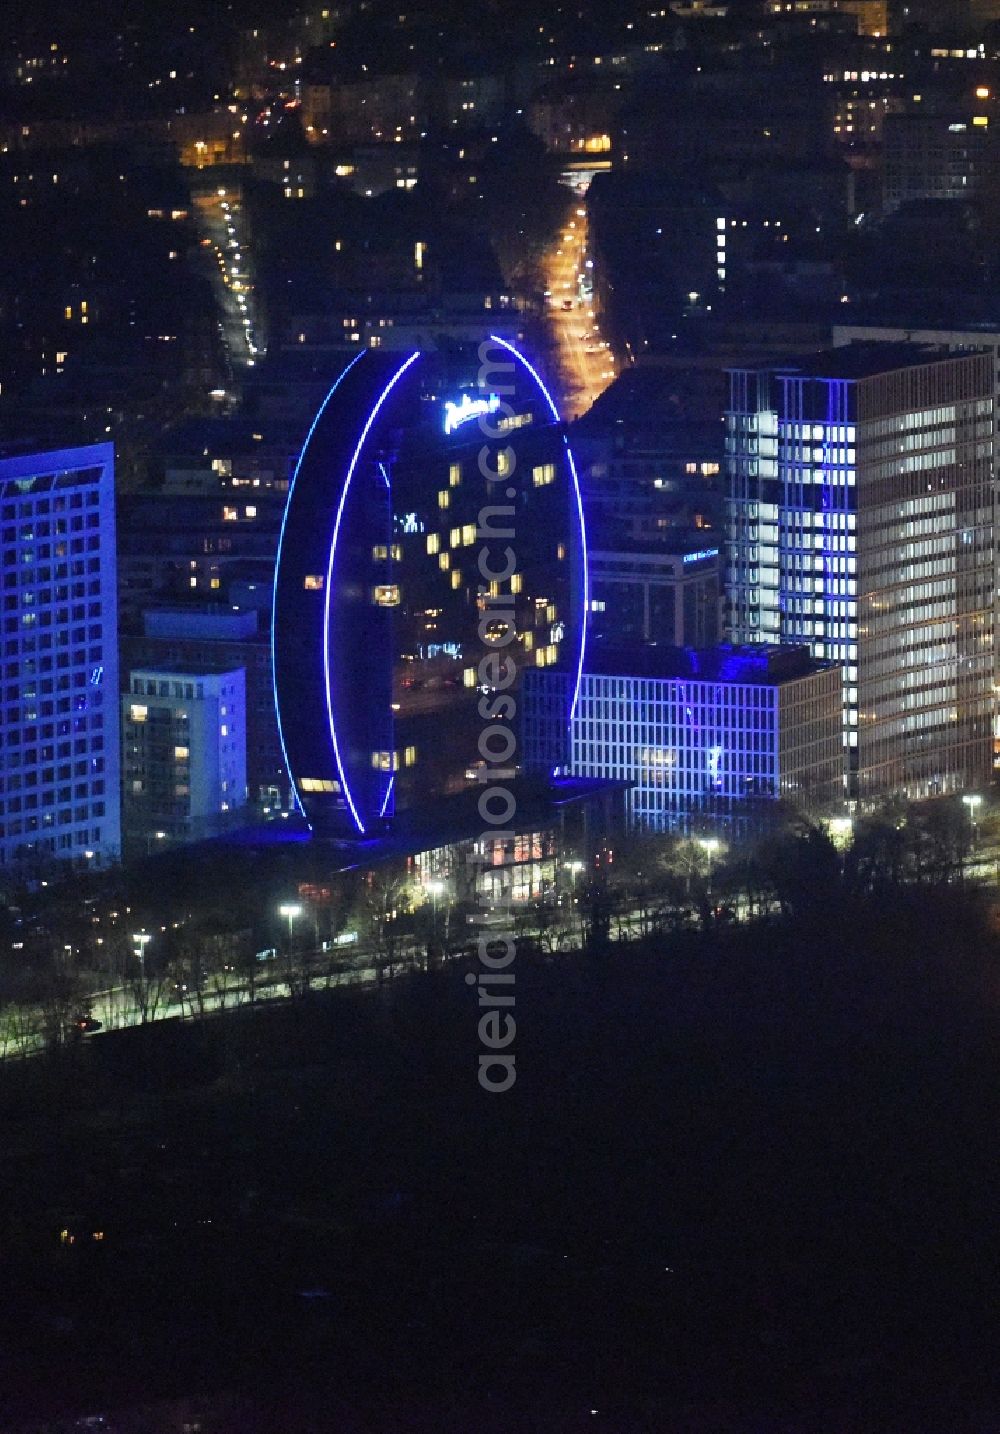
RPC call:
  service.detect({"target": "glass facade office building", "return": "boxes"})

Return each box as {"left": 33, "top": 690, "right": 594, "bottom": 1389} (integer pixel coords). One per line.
{"left": 0, "top": 444, "right": 120, "bottom": 868}
{"left": 524, "top": 646, "right": 843, "bottom": 831}
{"left": 726, "top": 345, "right": 995, "bottom": 800}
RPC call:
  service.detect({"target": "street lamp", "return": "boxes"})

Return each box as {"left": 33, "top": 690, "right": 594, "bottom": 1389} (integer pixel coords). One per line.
{"left": 563, "top": 859, "right": 584, "bottom": 902}
{"left": 132, "top": 931, "right": 151, "bottom": 971}
{"left": 279, "top": 902, "right": 303, "bottom": 944}
{"left": 963, "top": 794, "right": 983, "bottom": 842}
{"left": 425, "top": 879, "right": 445, "bottom": 920}
{"left": 425, "top": 881, "right": 445, "bottom": 956}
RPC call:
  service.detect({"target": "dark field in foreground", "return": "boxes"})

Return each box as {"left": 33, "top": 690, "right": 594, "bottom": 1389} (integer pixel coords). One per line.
{"left": 1, "top": 886, "right": 998, "bottom": 1432}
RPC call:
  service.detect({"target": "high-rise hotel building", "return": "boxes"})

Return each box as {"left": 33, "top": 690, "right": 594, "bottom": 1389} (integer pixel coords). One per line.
{"left": 726, "top": 344, "right": 995, "bottom": 801}
{"left": 0, "top": 444, "right": 120, "bottom": 868}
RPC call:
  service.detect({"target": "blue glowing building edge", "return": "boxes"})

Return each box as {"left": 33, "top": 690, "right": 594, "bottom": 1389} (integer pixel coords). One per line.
{"left": 488, "top": 335, "right": 589, "bottom": 720}
{"left": 322, "top": 350, "right": 421, "bottom": 835}
{"left": 272, "top": 353, "right": 365, "bottom": 819}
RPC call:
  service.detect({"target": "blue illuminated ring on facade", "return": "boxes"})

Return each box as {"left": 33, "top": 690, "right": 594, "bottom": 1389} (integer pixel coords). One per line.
{"left": 487, "top": 335, "right": 589, "bottom": 720}
{"left": 272, "top": 352, "right": 365, "bottom": 817}
{"left": 322, "top": 350, "right": 422, "bottom": 835}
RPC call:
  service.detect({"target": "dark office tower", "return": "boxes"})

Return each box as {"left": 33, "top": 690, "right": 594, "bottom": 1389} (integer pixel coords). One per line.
{"left": 0, "top": 444, "right": 120, "bottom": 869}
{"left": 726, "top": 344, "right": 995, "bottom": 800}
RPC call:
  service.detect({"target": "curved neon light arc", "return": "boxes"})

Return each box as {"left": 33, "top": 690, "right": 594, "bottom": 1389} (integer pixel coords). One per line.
{"left": 272, "top": 352, "right": 365, "bottom": 821}
{"left": 323, "top": 350, "right": 421, "bottom": 835}
{"left": 487, "top": 335, "right": 589, "bottom": 721}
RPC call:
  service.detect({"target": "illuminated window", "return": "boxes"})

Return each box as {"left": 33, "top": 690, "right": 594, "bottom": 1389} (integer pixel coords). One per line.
{"left": 404, "top": 745, "right": 417, "bottom": 767}
{"left": 223, "top": 506, "right": 238, "bottom": 521}
{"left": 449, "top": 463, "right": 462, "bottom": 487}
{"left": 210, "top": 578, "right": 221, "bottom": 590}
{"left": 497, "top": 450, "right": 513, "bottom": 477}
{"left": 461, "top": 524, "right": 476, "bottom": 545}
{"left": 464, "top": 667, "right": 477, "bottom": 688}
{"left": 438, "top": 552, "right": 450, "bottom": 570}
{"left": 304, "top": 574, "right": 324, "bottom": 591}
{"left": 372, "top": 545, "right": 389, "bottom": 560}
{"left": 532, "top": 463, "right": 556, "bottom": 487}
{"left": 245, "top": 505, "right": 257, "bottom": 518}
{"left": 174, "top": 745, "right": 189, "bottom": 760}
{"left": 556, "top": 544, "right": 565, "bottom": 562}
{"left": 450, "top": 527, "right": 461, "bottom": 547}
{"left": 373, "top": 584, "right": 400, "bottom": 607}
{"left": 511, "top": 572, "right": 523, "bottom": 593}
{"left": 426, "top": 533, "right": 440, "bottom": 555}
{"left": 438, "top": 490, "right": 450, "bottom": 509}
{"left": 130, "top": 704, "right": 147, "bottom": 722}
{"left": 220, "top": 724, "right": 229, "bottom": 737}
{"left": 451, "top": 569, "right": 462, "bottom": 590}
{"left": 497, "top": 412, "right": 532, "bottom": 432}
{"left": 300, "top": 777, "right": 339, "bottom": 793}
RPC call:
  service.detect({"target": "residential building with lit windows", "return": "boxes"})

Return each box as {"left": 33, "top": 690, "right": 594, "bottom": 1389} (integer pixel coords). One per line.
{"left": 725, "top": 343, "right": 995, "bottom": 800}
{"left": 0, "top": 443, "right": 120, "bottom": 869}
{"left": 883, "top": 108, "right": 1000, "bottom": 214}
{"left": 272, "top": 340, "right": 587, "bottom": 841}
{"left": 117, "top": 492, "right": 284, "bottom": 623}
{"left": 122, "top": 665, "right": 247, "bottom": 855}
{"left": 121, "top": 605, "right": 289, "bottom": 815}
{"left": 570, "top": 370, "right": 724, "bottom": 545}
{"left": 523, "top": 646, "right": 843, "bottom": 831}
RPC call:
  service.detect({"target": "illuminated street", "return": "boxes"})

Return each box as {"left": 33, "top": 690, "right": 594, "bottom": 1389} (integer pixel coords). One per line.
{"left": 193, "top": 184, "right": 262, "bottom": 371}
{"left": 543, "top": 191, "right": 619, "bottom": 418}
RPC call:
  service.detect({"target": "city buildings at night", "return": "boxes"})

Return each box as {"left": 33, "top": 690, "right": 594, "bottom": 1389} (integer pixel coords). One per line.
{"left": 121, "top": 604, "right": 288, "bottom": 815}
{"left": 726, "top": 343, "right": 995, "bottom": 799}
{"left": 0, "top": 443, "right": 120, "bottom": 869}
{"left": 588, "top": 542, "right": 721, "bottom": 648}
{"left": 272, "top": 339, "right": 587, "bottom": 842}
{"left": 121, "top": 664, "right": 247, "bottom": 855}
{"left": 117, "top": 491, "right": 284, "bottom": 623}
{"left": 524, "top": 644, "right": 843, "bottom": 830}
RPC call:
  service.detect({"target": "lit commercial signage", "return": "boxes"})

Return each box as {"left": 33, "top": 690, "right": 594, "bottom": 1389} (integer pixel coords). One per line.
{"left": 682, "top": 548, "right": 719, "bottom": 565}
{"left": 443, "top": 393, "right": 501, "bottom": 435}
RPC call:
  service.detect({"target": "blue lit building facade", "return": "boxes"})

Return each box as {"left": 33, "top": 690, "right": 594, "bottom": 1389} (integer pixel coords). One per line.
{"left": 272, "top": 340, "right": 587, "bottom": 841}
{"left": 0, "top": 444, "right": 120, "bottom": 869}
{"left": 523, "top": 646, "right": 843, "bottom": 831}
{"left": 726, "top": 345, "right": 995, "bottom": 800}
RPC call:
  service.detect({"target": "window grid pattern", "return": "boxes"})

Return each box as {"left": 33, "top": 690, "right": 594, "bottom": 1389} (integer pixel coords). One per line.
{"left": 0, "top": 447, "right": 119, "bottom": 866}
